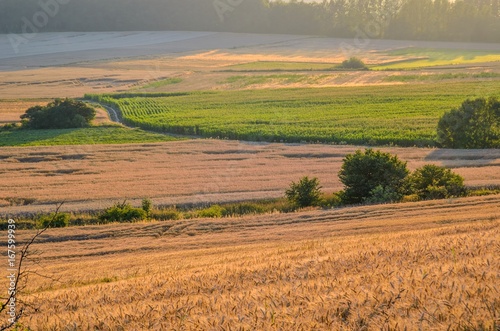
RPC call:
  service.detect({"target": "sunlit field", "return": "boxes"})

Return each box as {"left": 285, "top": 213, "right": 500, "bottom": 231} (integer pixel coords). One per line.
{"left": 9, "top": 195, "right": 500, "bottom": 330}
{"left": 223, "top": 61, "right": 338, "bottom": 71}
{"left": 88, "top": 81, "right": 500, "bottom": 146}
{"left": 374, "top": 48, "right": 500, "bottom": 70}
{"left": 1, "top": 30, "right": 500, "bottom": 330}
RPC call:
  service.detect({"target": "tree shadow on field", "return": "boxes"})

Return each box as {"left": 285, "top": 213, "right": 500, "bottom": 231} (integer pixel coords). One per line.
{"left": 0, "top": 128, "right": 80, "bottom": 147}
{"left": 424, "top": 149, "right": 499, "bottom": 168}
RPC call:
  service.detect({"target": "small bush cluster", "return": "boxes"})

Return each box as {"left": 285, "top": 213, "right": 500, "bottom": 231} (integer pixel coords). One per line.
{"left": 408, "top": 164, "right": 466, "bottom": 200}
{"left": 36, "top": 213, "right": 70, "bottom": 229}
{"left": 287, "top": 148, "right": 468, "bottom": 208}
{"left": 98, "top": 201, "right": 147, "bottom": 224}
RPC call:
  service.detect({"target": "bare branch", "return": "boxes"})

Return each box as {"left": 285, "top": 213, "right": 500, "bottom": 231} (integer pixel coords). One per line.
{"left": 0, "top": 202, "right": 64, "bottom": 330}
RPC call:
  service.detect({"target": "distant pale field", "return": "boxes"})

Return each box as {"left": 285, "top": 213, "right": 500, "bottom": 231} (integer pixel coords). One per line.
{"left": 8, "top": 195, "right": 499, "bottom": 330}
{"left": 1, "top": 32, "right": 499, "bottom": 98}
{"left": 1, "top": 141, "right": 499, "bottom": 215}
{"left": 373, "top": 47, "right": 500, "bottom": 70}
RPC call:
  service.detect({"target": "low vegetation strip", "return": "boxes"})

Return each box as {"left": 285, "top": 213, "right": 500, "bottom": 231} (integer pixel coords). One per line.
{"left": 0, "top": 126, "right": 177, "bottom": 146}
{"left": 86, "top": 81, "right": 500, "bottom": 146}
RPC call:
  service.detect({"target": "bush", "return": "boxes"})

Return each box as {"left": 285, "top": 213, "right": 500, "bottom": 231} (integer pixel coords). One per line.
{"left": 364, "top": 185, "right": 401, "bottom": 204}
{"left": 437, "top": 97, "right": 500, "bottom": 148}
{"left": 151, "top": 208, "right": 182, "bottom": 221}
{"left": 36, "top": 213, "right": 70, "bottom": 228}
{"left": 221, "top": 202, "right": 266, "bottom": 217}
{"left": 20, "top": 98, "right": 96, "bottom": 129}
{"left": 339, "top": 149, "right": 409, "bottom": 204}
{"left": 338, "top": 57, "right": 368, "bottom": 70}
{"left": 99, "top": 201, "right": 147, "bottom": 223}
{"left": 197, "top": 205, "right": 225, "bottom": 218}
{"left": 408, "top": 164, "right": 466, "bottom": 200}
{"left": 285, "top": 176, "right": 322, "bottom": 208}
{"left": 142, "top": 198, "right": 153, "bottom": 216}
{"left": 320, "top": 192, "right": 343, "bottom": 208}
{"left": 0, "top": 123, "right": 20, "bottom": 131}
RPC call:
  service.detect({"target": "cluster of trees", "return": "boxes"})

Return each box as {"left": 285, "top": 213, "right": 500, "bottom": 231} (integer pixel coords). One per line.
{"left": 1, "top": 0, "right": 499, "bottom": 43}
{"left": 437, "top": 97, "right": 499, "bottom": 148}
{"left": 286, "top": 149, "right": 466, "bottom": 208}
{"left": 20, "top": 99, "right": 95, "bottom": 129}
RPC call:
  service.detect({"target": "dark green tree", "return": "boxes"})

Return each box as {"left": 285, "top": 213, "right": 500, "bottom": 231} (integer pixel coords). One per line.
{"left": 339, "top": 149, "right": 409, "bottom": 204}
{"left": 20, "top": 99, "right": 96, "bottom": 129}
{"left": 285, "top": 176, "right": 322, "bottom": 208}
{"left": 437, "top": 97, "right": 500, "bottom": 148}
{"left": 408, "top": 164, "right": 466, "bottom": 200}
{"left": 338, "top": 57, "right": 368, "bottom": 70}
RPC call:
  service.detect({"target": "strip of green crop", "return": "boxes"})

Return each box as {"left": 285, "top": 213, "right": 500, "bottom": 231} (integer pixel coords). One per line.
{"left": 0, "top": 126, "right": 177, "bottom": 146}
{"left": 85, "top": 81, "right": 500, "bottom": 147}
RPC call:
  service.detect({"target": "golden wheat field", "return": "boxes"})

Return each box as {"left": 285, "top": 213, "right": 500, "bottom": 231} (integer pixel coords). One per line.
{"left": 6, "top": 194, "right": 499, "bottom": 330}
{"left": 1, "top": 141, "right": 499, "bottom": 215}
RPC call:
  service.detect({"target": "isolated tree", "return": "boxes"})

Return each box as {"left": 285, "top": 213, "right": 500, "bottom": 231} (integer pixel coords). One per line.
{"left": 338, "top": 57, "right": 368, "bottom": 70}
{"left": 408, "top": 164, "right": 466, "bottom": 200}
{"left": 21, "top": 98, "right": 96, "bottom": 129}
{"left": 285, "top": 176, "right": 322, "bottom": 208}
{"left": 437, "top": 97, "right": 500, "bottom": 148}
{"left": 339, "top": 149, "right": 409, "bottom": 204}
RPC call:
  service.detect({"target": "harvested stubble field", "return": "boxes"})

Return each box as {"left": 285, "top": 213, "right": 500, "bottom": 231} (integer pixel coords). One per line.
{"left": 1, "top": 140, "right": 499, "bottom": 216}
{"left": 8, "top": 195, "right": 500, "bottom": 330}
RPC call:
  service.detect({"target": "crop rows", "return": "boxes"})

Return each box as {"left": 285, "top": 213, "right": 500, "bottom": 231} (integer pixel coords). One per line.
{"left": 86, "top": 81, "right": 500, "bottom": 146}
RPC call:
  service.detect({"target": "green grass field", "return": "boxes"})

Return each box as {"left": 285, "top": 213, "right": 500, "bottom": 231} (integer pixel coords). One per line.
{"left": 375, "top": 48, "right": 500, "bottom": 70}
{"left": 87, "top": 81, "right": 500, "bottom": 147}
{"left": 0, "top": 125, "right": 177, "bottom": 146}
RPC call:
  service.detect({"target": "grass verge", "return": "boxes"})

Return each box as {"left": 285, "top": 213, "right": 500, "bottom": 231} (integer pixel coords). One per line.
{"left": 0, "top": 125, "right": 178, "bottom": 146}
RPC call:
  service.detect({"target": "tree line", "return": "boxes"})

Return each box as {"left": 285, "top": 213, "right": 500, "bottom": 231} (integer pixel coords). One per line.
{"left": 1, "top": 0, "right": 499, "bottom": 43}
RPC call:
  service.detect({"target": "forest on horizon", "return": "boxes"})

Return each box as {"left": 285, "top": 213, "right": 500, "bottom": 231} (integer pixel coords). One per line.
{"left": 0, "top": 0, "right": 499, "bottom": 43}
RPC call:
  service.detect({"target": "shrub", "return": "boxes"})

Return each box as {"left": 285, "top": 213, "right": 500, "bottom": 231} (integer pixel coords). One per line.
{"left": 0, "top": 123, "right": 20, "bottom": 131}
{"left": 408, "top": 164, "right": 466, "bottom": 200}
{"left": 36, "top": 213, "right": 70, "bottom": 228}
{"left": 99, "top": 201, "right": 147, "bottom": 223}
{"left": 151, "top": 208, "right": 182, "bottom": 221}
{"left": 20, "top": 98, "right": 96, "bottom": 129}
{"left": 198, "top": 205, "right": 225, "bottom": 218}
{"left": 364, "top": 185, "right": 401, "bottom": 204}
{"left": 401, "top": 194, "right": 421, "bottom": 203}
{"left": 437, "top": 97, "right": 500, "bottom": 148}
{"left": 320, "top": 192, "right": 343, "bottom": 208}
{"left": 339, "top": 149, "right": 409, "bottom": 204}
{"left": 338, "top": 57, "right": 368, "bottom": 70}
{"left": 285, "top": 176, "right": 322, "bottom": 208}
{"left": 221, "top": 202, "right": 266, "bottom": 217}
{"left": 142, "top": 198, "right": 153, "bottom": 216}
